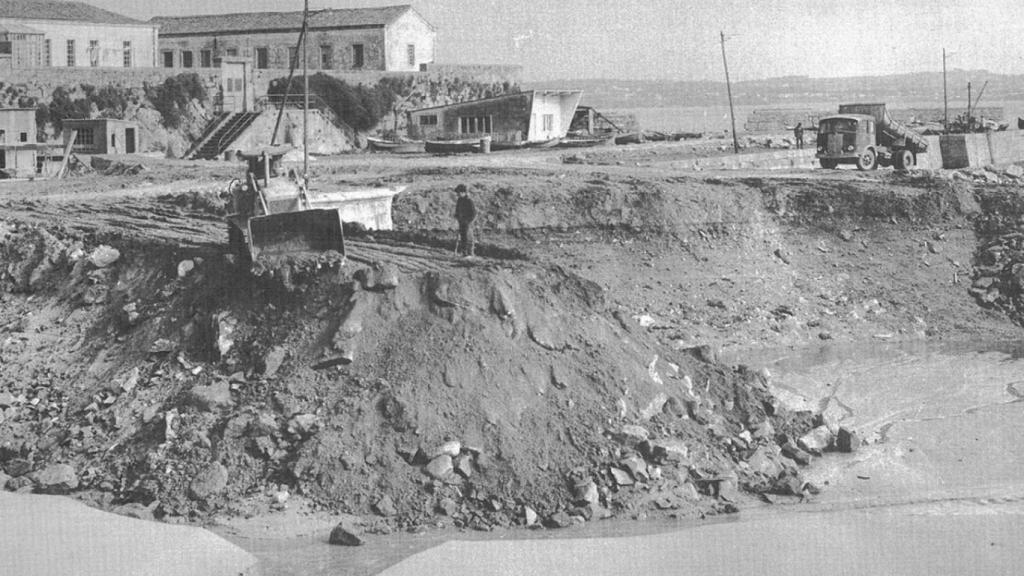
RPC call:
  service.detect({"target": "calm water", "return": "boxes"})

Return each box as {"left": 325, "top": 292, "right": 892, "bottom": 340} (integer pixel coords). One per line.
{"left": 611, "top": 100, "right": 1024, "bottom": 133}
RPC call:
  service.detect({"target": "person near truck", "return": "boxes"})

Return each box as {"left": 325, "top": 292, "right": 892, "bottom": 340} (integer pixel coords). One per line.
{"left": 454, "top": 184, "right": 477, "bottom": 257}
{"left": 794, "top": 122, "right": 805, "bottom": 149}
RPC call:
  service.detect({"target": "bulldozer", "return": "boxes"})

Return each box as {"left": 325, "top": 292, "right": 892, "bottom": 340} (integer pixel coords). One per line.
{"left": 226, "top": 146, "right": 345, "bottom": 265}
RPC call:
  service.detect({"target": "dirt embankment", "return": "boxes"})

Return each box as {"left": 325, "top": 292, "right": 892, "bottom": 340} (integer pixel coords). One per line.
{"left": 0, "top": 164, "right": 1019, "bottom": 537}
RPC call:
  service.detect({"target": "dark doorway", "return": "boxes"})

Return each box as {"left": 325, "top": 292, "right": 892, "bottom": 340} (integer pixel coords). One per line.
{"left": 125, "top": 128, "right": 136, "bottom": 153}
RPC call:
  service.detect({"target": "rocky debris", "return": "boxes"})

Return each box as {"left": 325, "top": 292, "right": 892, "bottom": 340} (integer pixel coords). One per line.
{"left": 177, "top": 259, "right": 195, "bottom": 278}
{"left": 797, "top": 426, "right": 833, "bottom": 455}
{"left": 186, "top": 381, "right": 233, "bottom": 412}
{"left": 329, "top": 522, "right": 365, "bottom": 546}
{"left": 286, "top": 414, "right": 320, "bottom": 438}
{"left": 32, "top": 464, "right": 79, "bottom": 493}
{"left": 0, "top": 470, "right": 10, "bottom": 490}
{"left": 374, "top": 495, "right": 398, "bottom": 517}
{"left": 781, "top": 441, "right": 812, "bottom": 466}
{"left": 835, "top": 427, "right": 859, "bottom": 453}
{"left": 545, "top": 510, "right": 574, "bottom": 529}
{"left": 188, "top": 462, "right": 228, "bottom": 501}
{"left": 88, "top": 245, "right": 120, "bottom": 268}
{"left": 611, "top": 424, "right": 650, "bottom": 446}
{"left": 354, "top": 262, "right": 399, "bottom": 291}
{"left": 262, "top": 346, "right": 288, "bottom": 378}
{"left": 425, "top": 455, "right": 454, "bottom": 479}
{"left": 640, "top": 438, "right": 689, "bottom": 465}
{"left": 523, "top": 505, "right": 539, "bottom": 527}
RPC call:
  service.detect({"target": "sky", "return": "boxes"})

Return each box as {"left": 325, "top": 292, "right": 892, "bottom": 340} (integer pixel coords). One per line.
{"left": 90, "top": 0, "right": 1024, "bottom": 81}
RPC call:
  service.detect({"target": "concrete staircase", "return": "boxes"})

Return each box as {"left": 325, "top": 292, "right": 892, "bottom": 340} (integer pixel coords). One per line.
{"left": 188, "top": 112, "right": 261, "bottom": 160}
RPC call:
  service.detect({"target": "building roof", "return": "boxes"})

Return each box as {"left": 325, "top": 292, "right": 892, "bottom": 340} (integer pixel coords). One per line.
{"left": 410, "top": 90, "right": 582, "bottom": 114}
{"left": 0, "top": 0, "right": 145, "bottom": 25}
{"left": 152, "top": 5, "right": 425, "bottom": 36}
{"left": 0, "top": 22, "right": 44, "bottom": 34}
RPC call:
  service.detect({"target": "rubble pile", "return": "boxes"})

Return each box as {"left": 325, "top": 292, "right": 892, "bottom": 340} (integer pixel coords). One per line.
{"left": 0, "top": 222, "right": 824, "bottom": 532}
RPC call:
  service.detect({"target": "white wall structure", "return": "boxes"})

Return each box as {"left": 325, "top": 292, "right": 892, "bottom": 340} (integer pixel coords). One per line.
{"left": 0, "top": 0, "right": 157, "bottom": 68}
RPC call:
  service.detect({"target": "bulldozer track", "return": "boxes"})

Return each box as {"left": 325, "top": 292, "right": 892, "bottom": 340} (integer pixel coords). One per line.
{"left": 346, "top": 240, "right": 463, "bottom": 273}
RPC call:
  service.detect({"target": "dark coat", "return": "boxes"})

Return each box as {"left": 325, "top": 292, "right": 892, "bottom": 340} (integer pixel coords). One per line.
{"left": 455, "top": 196, "right": 477, "bottom": 222}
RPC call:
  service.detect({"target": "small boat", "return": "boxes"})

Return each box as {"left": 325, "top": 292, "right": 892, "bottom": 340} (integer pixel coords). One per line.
{"left": 367, "top": 137, "right": 424, "bottom": 154}
{"left": 614, "top": 132, "right": 645, "bottom": 145}
{"left": 425, "top": 139, "right": 482, "bottom": 154}
{"left": 555, "top": 135, "right": 615, "bottom": 149}
{"left": 526, "top": 138, "right": 562, "bottom": 149}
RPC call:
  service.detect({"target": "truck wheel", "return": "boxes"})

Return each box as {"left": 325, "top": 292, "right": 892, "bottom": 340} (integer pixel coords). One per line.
{"left": 228, "top": 223, "right": 252, "bottom": 266}
{"left": 856, "top": 149, "right": 877, "bottom": 171}
{"left": 819, "top": 159, "right": 838, "bottom": 169}
{"left": 894, "top": 150, "right": 914, "bottom": 170}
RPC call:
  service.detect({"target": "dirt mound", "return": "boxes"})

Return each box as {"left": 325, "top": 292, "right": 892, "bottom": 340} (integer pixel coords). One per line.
{"left": 0, "top": 221, "right": 816, "bottom": 530}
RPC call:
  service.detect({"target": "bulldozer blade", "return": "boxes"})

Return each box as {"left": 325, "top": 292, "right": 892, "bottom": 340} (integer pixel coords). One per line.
{"left": 247, "top": 209, "right": 345, "bottom": 260}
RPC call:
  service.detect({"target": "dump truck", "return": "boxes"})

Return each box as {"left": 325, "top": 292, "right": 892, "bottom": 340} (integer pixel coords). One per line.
{"left": 226, "top": 147, "right": 345, "bottom": 264}
{"left": 816, "top": 103, "right": 928, "bottom": 170}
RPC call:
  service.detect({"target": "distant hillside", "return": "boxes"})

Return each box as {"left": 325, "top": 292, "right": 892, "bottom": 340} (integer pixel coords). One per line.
{"left": 527, "top": 70, "right": 1024, "bottom": 109}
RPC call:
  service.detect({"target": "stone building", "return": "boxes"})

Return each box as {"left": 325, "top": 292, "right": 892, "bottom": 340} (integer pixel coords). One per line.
{"left": 408, "top": 91, "right": 584, "bottom": 145}
{"left": 0, "top": 0, "right": 158, "bottom": 68}
{"left": 0, "top": 108, "right": 39, "bottom": 178}
{"left": 152, "top": 5, "right": 434, "bottom": 72}
{"left": 63, "top": 118, "right": 139, "bottom": 154}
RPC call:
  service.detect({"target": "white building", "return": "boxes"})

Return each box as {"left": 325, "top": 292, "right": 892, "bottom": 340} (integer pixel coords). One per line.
{"left": 0, "top": 0, "right": 158, "bottom": 68}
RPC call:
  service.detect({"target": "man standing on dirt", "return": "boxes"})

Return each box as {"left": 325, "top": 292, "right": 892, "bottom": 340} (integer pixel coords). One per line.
{"left": 794, "top": 122, "right": 805, "bottom": 149}
{"left": 454, "top": 184, "right": 477, "bottom": 257}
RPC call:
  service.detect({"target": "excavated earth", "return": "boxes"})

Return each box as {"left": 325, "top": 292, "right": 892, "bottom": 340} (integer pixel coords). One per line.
{"left": 1, "top": 156, "right": 1023, "bottom": 550}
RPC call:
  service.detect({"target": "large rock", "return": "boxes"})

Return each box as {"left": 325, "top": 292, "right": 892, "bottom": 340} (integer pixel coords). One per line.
{"left": 640, "top": 438, "right": 689, "bottom": 464}
{"left": 835, "top": 427, "right": 860, "bottom": 453}
{"left": 425, "top": 455, "right": 453, "bottom": 479}
{"left": 187, "top": 381, "right": 234, "bottom": 412}
{"left": 746, "top": 446, "right": 784, "bottom": 479}
{"left": 33, "top": 464, "right": 78, "bottom": 493}
{"left": 88, "top": 245, "right": 120, "bottom": 268}
{"left": 262, "top": 346, "right": 288, "bottom": 378}
{"left": 798, "top": 426, "right": 834, "bottom": 455}
{"left": 189, "top": 462, "right": 228, "bottom": 500}
{"left": 355, "top": 263, "right": 399, "bottom": 291}
{"left": 781, "top": 441, "right": 812, "bottom": 466}
{"left": 612, "top": 424, "right": 650, "bottom": 445}
{"left": 373, "top": 495, "right": 397, "bottom": 517}
{"left": 329, "top": 522, "right": 365, "bottom": 546}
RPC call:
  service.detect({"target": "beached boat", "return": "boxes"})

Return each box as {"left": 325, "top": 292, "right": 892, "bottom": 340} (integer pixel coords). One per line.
{"left": 555, "top": 135, "right": 615, "bottom": 149}
{"left": 367, "top": 138, "right": 425, "bottom": 154}
{"left": 425, "top": 139, "right": 482, "bottom": 154}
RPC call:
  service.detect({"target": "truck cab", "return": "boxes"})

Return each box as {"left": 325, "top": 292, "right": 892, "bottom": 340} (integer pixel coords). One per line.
{"left": 816, "top": 114, "right": 877, "bottom": 170}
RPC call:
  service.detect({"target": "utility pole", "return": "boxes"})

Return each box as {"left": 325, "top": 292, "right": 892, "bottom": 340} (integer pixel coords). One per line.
{"left": 967, "top": 81, "right": 972, "bottom": 128}
{"left": 942, "top": 48, "right": 949, "bottom": 134}
{"left": 302, "top": 0, "right": 309, "bottom": 189}
{"left": 720, "top": 31, "right": 740, "bottom": 154}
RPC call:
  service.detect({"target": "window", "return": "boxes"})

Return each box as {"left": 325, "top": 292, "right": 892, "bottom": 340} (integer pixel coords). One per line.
{"left": 66, "top": 39, "right": 75, "bottom": 67}
{"left": 225, "top": 48, "right": 238, "bottom": 57}
{"left": 256, "top": 47, "right": 268, "bottom": 69}
{"left": 88, "top": 40, "right": 99, "bottom": 67}
{"left": 0, "top": 130, "right": 5, "bottom": 142}
{"left": 407, "top": 44, "right": 415, "bottom": 67}
{"left": 20, "top": 132, "right": 28, "bottom": 143}
{"left": 162, "top": 50, "right": 174, "bottom": 68}
{"left": 542, "top": 114, "right": 554, "bottom": 131}
{"left": 44, "top": 39, "right": 51, "bottom": 66}
{"left": 352, "top": 44, "right": 364, "bottom": 68}
{"left": 122, "top": 41, "right": 132, "bottom": 67}
{"left": 0, "top": 42, "right": 11, "bottom": 55}
{"left": 200, "top": 49, "right": 212, "bottom": 68}
{"left": 74, "top": 128, "right": 95, "bottom": 146}
{"left": 419, "top": 115, "right": 438, "bottom": 126}
{"left": 320, "top": 44, "right": 333, "bottom": 69}
{"left": 459, "top": 116, "right": 492, "bottom": 134}
{"left": 181, "top": 50, "right": 193, "bottom": 68}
